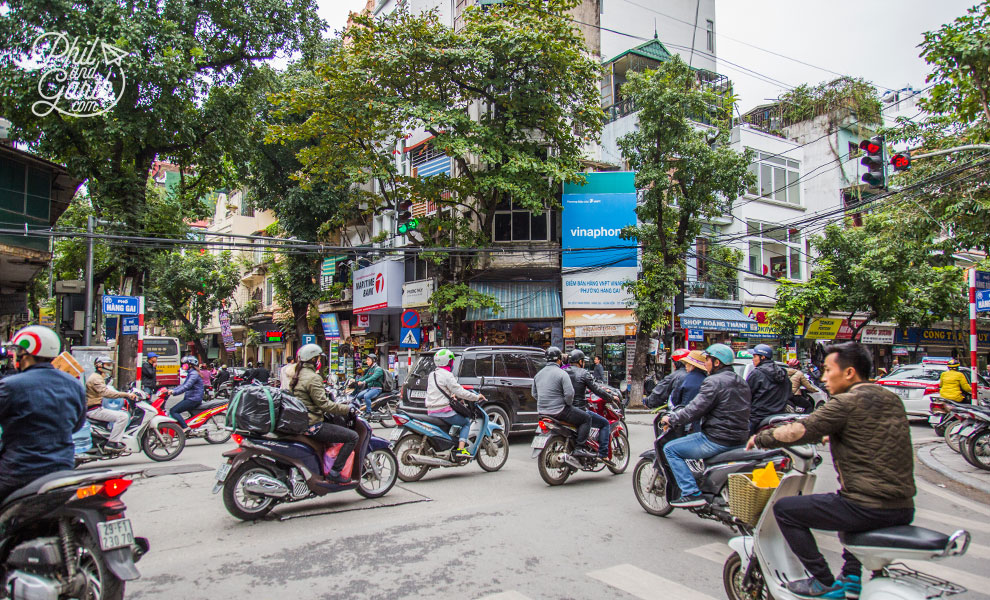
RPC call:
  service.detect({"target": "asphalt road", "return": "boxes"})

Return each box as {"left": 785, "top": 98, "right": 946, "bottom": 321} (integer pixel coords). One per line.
{"left": 101, "top": 417, "right": 990, "bottom": 600}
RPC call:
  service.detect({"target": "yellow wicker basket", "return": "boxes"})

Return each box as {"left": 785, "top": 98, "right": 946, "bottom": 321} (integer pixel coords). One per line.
{"left": 727, "top": 473, "right": 775, "bottom": 526}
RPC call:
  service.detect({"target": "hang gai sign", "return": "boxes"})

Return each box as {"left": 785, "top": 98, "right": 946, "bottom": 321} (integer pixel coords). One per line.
{"left": 102, "top": 295, "right": 139, "bottom": 316}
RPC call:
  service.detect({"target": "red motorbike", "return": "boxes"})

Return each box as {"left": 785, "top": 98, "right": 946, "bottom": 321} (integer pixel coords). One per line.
{"left": 531, "top": 393, "right": 630, "bottom": 486}
{"left": 151, "top": 388, "right": 232, "bottom": 444}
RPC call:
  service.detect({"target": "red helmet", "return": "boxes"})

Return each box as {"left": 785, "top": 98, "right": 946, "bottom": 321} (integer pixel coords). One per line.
{"left": 787, "top": 359, "right": 800, "bottom": 368}
{"left": 672, "top": 349, "right": 690, "bottom": 362}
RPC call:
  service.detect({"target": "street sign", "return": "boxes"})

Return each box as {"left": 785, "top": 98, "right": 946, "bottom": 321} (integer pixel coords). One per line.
{"left": 302, "top": 334, "right": 316, "bottom": 345}
{"left": 400, "top": 309, "right": 420, "bottom": 329}
{"left": 399, "top": 327, "right": 421, "bottom": 348}
{"left": 122, "top": 316, "right": 139, "bottom": 335}
{"left": 102, "top": 295, "right": 139, "bottom": 315}
{"left": 978, "top": 289, "right": 990, "bottom": 312}
{"left": 976, "top": 270, "right": 990, "bottom": 291}
{"left": 687, "top": 329, "right": 705, "bottom": 342}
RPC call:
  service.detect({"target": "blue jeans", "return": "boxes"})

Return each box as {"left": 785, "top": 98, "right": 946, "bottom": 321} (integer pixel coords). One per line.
{"left": 436, "top": 412, "right": 472, "bottom": 443}
{"left": 587, "top": 410, "right": 611, "bottom": 457}
{"left": 355, "top": 387, "right": 382, "bottom": 414}
{"left": 662, "top": 432, "right": 736, "bottom": 497}
{"left": 169, "top": 398, "right": 203, "bottom": 429}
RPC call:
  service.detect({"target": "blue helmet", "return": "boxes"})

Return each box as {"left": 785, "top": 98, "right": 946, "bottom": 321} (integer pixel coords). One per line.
{"left": 752, "top": 344, "right": 774, "bottom": 359}
{"left": 705, "top": 344, "right": 734, "bottom": 368}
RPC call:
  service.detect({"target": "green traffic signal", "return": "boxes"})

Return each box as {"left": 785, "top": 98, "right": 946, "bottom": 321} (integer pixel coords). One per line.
{"left": 398, "top": 218, "right": 419, "bottom": 234}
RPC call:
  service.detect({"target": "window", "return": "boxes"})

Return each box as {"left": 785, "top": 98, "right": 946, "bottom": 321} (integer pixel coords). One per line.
{"left": 239, "top": 197, "right": 254, "bottom": 217}
{"left": 459, "top": 354, "right": 494, "bottom": 378}
{"left": 265, "top": 279, "right": 274, "bottom": 306}
{"left": 706, "top": 20, "right": 715, "bottom": 53}
{"left": 746, "top": 151, "right": 801, "bottom": 205}
{"left": 493, "top": 200, "right": 555, "bottom": 242}
{"left": 497, "top": 353, "right": 532, "bottom": 378}
{"left": 747, "top": 221, "right": 803, "bottom": 280}
{"left": 848, "top": 142, "right": 861, "bottom": 160}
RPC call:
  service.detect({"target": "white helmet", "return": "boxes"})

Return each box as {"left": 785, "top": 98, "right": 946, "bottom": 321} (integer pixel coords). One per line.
{"left": 297, "top": 343, "right": 324, "bottom": 363}
{"left": 9, "top": 325, "right": 62, "bottom": 359}
{"left": 434, "top": 348, "right": 455, "bottom": 367}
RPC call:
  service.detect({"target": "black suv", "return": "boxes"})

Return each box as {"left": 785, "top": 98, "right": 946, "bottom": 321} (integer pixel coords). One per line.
{"left": 398, "top": 346, "right": 547, "bottom": 435}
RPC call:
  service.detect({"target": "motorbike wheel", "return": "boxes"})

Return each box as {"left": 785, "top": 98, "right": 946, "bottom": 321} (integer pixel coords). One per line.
{"left": 222, "top": 461, "right": 277, "bottom": 521}
{"left": 723, "top": 552, "right": 770, "bottom": 600}
{"left": 76, "top": 532, "right": 125, "bottom": 600}
{"left": 356, "top": 448, "right": 398, "bottom": 499}
{"left": 141, "top": 423, "right": 186, "bottom": 462}
{"left": 945, "top": 421, "right": 965, "bottom": 453}
{"left": 632, "top": 457, "right": 673, "bottom": 516}
{"left": 204, "top": 415, "right": 232, "bottom": 444}
{"left": 537, "top": 435, "right": 572, "bottom": 486}
{"left": 963, "top": 430, "right": 990, "bottom": 471}
{"left": 484, "top": 406, "right": 511, "bottom": 433}
{"left": 476, "top": 430, "right": 509, "bottom": 472}
{"left": 393, "top": 435, "right": 431, "bottom": 482}
{"left": 607, "top": 432, "right": 631, "bottom": 474}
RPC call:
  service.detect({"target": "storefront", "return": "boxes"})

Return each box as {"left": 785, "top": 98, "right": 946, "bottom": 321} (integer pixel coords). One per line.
{"left": 464, "top": 281, "right": 563, "bottom": 349}
{"left": 249, "top": 319, "right": 288, "bottom": 373}
{"left": 894, "top": 327, "right": 990, "bottom": 367}
{"left": 352, "top": 260, "right": 406, "bottom": 376}
{"left": 562, "top": 309, "right": 637, "bottom": 387}
{"left": 678, "top": 306, "right": 759, "bottom": 351}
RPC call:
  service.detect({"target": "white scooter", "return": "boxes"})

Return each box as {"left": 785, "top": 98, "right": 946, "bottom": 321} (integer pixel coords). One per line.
{"left": 76, "top": 386, "right": 187, "bottom": 465}
{"left": 723, "top": 444, "right": 971, "bottom": 600}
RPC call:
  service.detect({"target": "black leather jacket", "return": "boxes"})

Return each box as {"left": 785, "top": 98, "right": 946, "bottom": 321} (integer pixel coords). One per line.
{"left": 746, "top": 359, "right": 791, "bottom": 422}
{"left": 566, "top": 365, "right": 614, "bottom": 410}
{"left": 645, "top": 364, "right": 686, "bottom": 408}
{"left": 667, "top": 365, "right": 751, "bottom": 446}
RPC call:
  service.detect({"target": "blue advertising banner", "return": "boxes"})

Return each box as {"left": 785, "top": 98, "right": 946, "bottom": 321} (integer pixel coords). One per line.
{"left": 562, "top": 172, "right": 637, "bottom": 269}
{"left": 320, "top": 313, "right": 340, "bottom": 339}
{"left": 894, "top": 327, "right": 990, "bottom": 345}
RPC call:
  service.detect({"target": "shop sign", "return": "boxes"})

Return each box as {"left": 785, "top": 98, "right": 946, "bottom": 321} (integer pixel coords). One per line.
{"left": 743, "top": 306, "right": 779, "bottom": 340}
{"left": 894, "top": 327, "right": 990, "bottom": 345}
{"left": 352, "top": 261, "right": 404, "bottom": 315}
{"left": 219, "top": 309, "right": 236, "bottom": 351}
{"left": 977, "top": 289, "right": 990, "bottom": 312}
{"left": 353, "top": 313, "right": 370, "bottom": 334}
{"left": 892, "top": 345, "right": 912, "bottom": 356}
{"left": 264, "top": 331, "right": 283, "bottom": 343}
{"left": 687, "top": 329, "right": 704, "bottom": 342}
{"left": 680, "top": 317, "right": 758, "bottom": 333}
{"left": 402, "top": 279, "right": 434, "bottom": 308}
{"left": 565, "top": 323, "right": 625, "bottom": 338}
{"left": 319, "top": 313, "right": 340, "bottom": 339}
{"left": 561, "top": 268, "right": 637, "bottom": 309}
{"left": 835, "top": 319, "right": 866, "bottom": 341}
{"left": 803, "top": 318, "right": 843, "bottom": 340}
{"left": 561, "top": 172, "right": 638, "bottom": 269}
{"left": 860, "top": 326, "right": 894, "bottom": 345}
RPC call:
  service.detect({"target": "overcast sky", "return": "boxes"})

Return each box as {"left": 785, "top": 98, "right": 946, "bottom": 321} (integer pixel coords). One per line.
{"left": 316, "top": 0, "right": 978, "bottom": 111}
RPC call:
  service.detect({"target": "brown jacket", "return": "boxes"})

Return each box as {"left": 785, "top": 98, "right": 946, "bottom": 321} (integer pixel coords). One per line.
{"left": 291, "top": 363, "right": 350, "bottom": 426}
{"left": 755, "top": 381, "right": 915, "bottom": 509}
{"left": 85, "top": 372, "right": 130, "bottom": 408}
{"left": 786, "top": 368, "right": 819, "bottom": 396}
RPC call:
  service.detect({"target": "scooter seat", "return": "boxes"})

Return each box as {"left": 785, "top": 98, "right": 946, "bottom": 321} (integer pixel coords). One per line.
{"left": 758, "top": 413, "right": 807, "bottom": 429}
{"left": 416, "top": 414, "right": 457, "bottom": 429}
{"left": 840, "top": 525, "right": 949, "bottom": 552}
{"left": 706, "top": 447, "right": 783, "bottom": 465}
{"left": 2, "top": 468, "right": 110, "bottom": 506}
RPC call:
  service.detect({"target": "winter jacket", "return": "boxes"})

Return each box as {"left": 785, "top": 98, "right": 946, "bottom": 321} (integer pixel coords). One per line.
{"left": 214, "top": 368, "right": 230, "bottom": 387}
{"left": 746, "top": 360, "right": 791, "bottom": 423}
{"left": 279, "top": 363, "right": 297, "bottom": 391}
{"left": 755, "top": 382, "right": 915, "bottom": 509}
{"left": 667, "top": 365, "right": 751, "bottom": 447}
{"left": 0, "top": 363, "right": 86, "bottom": 480}
{"left": 252, "top": 366, "right": 271, "bottom": 384}
{"left": 170, "top": 369, "right": 205, "bottom": 405}
{"left": 85, "top": 372, "right": 130, "bottom": 409}
{"left": 533, "top": 364, "right": 575, "bottom": 415}
{"left": 786, "top": 368, "right": 820, "bottom": 396}
{"left": 669, "top": 368, "right": 706, "bottom": 409}
{"left": 592, "top": 363, "right": 606, "bottom": 382}
{"left": 566, "top": 365, "right": 615, "bottom": 410}
{"left": 291, "top": 363, "right": 349, "bottom": 426}
{"left": 358, "top": 365, "right": 384, "bottom": 389}
{"left": 425, "top": 368, "right": 480, "bottom": 414}
{"left": 140, "top": 362, "right": 157, "bottom": 390}
{"left": 939, "top": 369, "right": 971, "bottom": 402}
{"left": 645, "top": 364, "right": 687, "bottom": 409}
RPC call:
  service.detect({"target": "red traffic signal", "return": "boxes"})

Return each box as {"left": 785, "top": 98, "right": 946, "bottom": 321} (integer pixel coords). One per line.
{"left": 859, "top": 139, "right": 881, "bottom": 154}
{"left": 890, "top": 152, "right": 911, "bottom": 171}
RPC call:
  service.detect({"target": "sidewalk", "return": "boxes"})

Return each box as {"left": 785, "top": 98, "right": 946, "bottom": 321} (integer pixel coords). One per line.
{"left": 916, "top": 442, "right": 990, "bottom": 496}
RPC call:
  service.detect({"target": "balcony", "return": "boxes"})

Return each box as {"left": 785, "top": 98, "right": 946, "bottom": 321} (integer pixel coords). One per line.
{"left": 685, "top": 278, "right": 739, "bottom": 302}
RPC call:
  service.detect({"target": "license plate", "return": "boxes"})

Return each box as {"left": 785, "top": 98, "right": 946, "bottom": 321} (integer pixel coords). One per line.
{"left": 531, "top": 434, "right": 550, "bottom": 449}
{"left": 958, "top": 425, "right": 975, "bottom": 437}
{"left": 929, "top": 415, "right": 942, "bottom": 425}
{"left": 389, "top": 428, "right": 404, "bottom": 442}
{"left": 97, "top": 519, "right": 134, "bottom": 551}
{"left": 215, "top": 462, "right": 231, "bottom": 483}
{"left": 894, "top": 388, "right": 910, "bottom": 399}
{"left": 410, "top": 390, "right": 426, "bottom": 399}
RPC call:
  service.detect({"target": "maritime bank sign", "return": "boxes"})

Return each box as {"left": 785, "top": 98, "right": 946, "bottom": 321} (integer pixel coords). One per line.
{"left": 561, "top": 172, "right": 638, "bottom": 309}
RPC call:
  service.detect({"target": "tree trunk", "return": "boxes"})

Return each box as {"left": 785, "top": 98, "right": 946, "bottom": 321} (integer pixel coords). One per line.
{"left": 627, "top": 325, "right": 651, "bottom": 408}
{"left": 292, "top": 301, "right": 310, "bottom": 341}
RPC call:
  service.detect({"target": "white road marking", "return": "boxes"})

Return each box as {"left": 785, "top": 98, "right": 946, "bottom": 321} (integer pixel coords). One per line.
{"left": 587, "top": 563, "right": 719, "bottom": 600}
{"left": 478, "top": 592, "right": 534, "bottom": 600}
{"left": 915, "top": 508, "right": 990, "bottom": 534}
{"left": 916, "top": 478, "right": 990, "bottom": 517}
{"left": 686, "top": 542, "right": 733, "bottom": 564}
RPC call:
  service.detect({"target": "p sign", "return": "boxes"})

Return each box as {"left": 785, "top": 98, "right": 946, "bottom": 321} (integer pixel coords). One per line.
{"left": 977, "top": 289, "right": 990, "bottom": 312}
{"left": 302, "top": 334, "right": 316, "bottom": 345}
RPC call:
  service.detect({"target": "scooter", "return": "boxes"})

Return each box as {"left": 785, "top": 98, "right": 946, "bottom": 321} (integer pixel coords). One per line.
{"left": 633, "top": 409, "right": 791, "bottom": 528}
{"left": 339, "top": 378, "right": 400, "bottom": 428}
{"left": 76, "top": 388, "right": 186, "bottom": 465}
{"left": 213, "top": 414, "right": 398, "bottom": 521}
{"left": 389, "top": 399, "right": 509, "bottom": 481}
{"left": 150, "top": 388, "right": 231, "bottom": 444}
{"left": 723, "top": 444, "right": 971, "bottom": 600}
{"left": 531, "top": 399, "right": 630, "bottom": 486}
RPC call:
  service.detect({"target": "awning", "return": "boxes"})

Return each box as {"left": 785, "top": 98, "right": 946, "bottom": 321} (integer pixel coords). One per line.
{"left": 564, "top": 309, "right": 636, "bottom": 327}
{"left": 466, "top": 282, "right": 562, "bottom": 321}
{"left": 678, "top": 306, "right": 758, "bottom": 333}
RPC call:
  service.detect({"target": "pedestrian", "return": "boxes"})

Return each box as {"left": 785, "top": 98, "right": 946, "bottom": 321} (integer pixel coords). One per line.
{"left": 592, "top": 355, "right": 606, "bottom": 383}
{"left": 141, "top": 352, "right": 159, "bottom": 395}
{"left": 280, "top": 355, "right": 297, "bottom": 391}
{"left": 199, "top": 362, "right": 213, "bottom": 388}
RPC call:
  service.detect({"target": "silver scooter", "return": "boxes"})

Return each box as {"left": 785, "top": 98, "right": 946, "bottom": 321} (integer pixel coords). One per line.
{"left": 723, "top": 444, "right": 971, "bottom": 600}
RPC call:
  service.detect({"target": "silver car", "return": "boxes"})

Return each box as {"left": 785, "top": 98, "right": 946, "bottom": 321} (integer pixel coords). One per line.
{"left": 876, "top": 360, "right": 990, "bottom": 418}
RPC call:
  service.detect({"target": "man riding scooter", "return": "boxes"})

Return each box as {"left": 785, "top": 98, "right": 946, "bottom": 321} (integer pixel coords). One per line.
{"left": 534, "top": 346, "right": 594, "bottom": 459}
{"left": 748, "top": 342, "right": 915, "bottom": 599}
{"left": 565, "top": 349, "right": 617, "bottom": 465}
{"left": 938, "top": 358, "right": 971, "bottom": 403}
{"left": 86, "top": 356, "right": 136, "bottom": 451}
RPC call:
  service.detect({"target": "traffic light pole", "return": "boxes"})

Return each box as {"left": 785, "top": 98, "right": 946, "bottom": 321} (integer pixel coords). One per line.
{"left": 909, "top": 144, "right": 990, "bottom": 161}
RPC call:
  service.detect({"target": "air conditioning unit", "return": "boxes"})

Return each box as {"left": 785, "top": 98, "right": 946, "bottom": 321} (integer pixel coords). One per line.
{"left": 342, "top": 288, "right": 352, "bottom": 301}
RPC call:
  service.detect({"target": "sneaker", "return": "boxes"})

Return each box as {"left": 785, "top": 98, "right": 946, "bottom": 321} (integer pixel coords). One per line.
{"left": 455, "top": 447, "right": 471, "bottom": 457}
{"left": 598, "top": 455, "right": 615, "bottom": 467}
{"left": 670, "top": 493, "right": 707, "bottom": 508}
{"left": 572, "top": 447, "right": 596, "bottom": 458}
{"left": 785, "top": 577, "right": 844, "bottom": 599}
{"left": 837, "top": 575, "right": 861, "bottom": 599}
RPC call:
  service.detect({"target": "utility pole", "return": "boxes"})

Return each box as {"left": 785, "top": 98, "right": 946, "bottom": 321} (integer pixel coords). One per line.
{"left": 83, "top": 215, "right": 94, "bottom": 345}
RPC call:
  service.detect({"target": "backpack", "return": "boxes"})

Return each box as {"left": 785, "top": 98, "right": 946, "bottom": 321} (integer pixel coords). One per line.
{"left": 381, "top": 368, "right": 395, "bottom": 393}
{"left": 226, "top": 385, "right": 310, "bottom": 436}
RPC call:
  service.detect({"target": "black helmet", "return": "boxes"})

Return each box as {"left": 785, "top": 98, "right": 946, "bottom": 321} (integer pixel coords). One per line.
{"left": 568, "top": 349, "right": 586, "bottom": 365}
{"left": 181, "top": 356, "right": 199, "bottom": 367}
{"left": 545, "top": 346, "right": 563, "bottom": 362}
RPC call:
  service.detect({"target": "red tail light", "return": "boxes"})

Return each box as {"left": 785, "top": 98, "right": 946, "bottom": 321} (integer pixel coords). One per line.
{"left": 232, "top": 433, "right": 244, "bottom": 445}
{"left": 924, "top": 384, "right": 940, "bottom": 395}
{"left": 930, "top": 401, "right": 947, "bottom": 412}
{"left": 538, "top": 420, "right": 549, "bottom": 433}
{"left": 393, "top": 414, "right": 409, "bottom": 426}
{"left": 776, "top": 457, "right": 791, "bottom": 471}
{"left": 461, "top": 385, "right": 474, "bottom": 390}
{"left": 102, "top": 479, "right": 132, "bottom": 498}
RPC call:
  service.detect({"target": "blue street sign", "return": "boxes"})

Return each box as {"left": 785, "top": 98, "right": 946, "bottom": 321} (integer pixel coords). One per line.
{"left": 302, "top": 334, "right": 316, "bottom": 345}
{"left": 122, "top": 316, "right": 139, "bottom": 335}
{"left": 102, "top": 295, "right": 139, "bottom": 316}
{"left": 400, "top": 309, "right": 420, "bottom": 329}
{"left": 687, "top": 329, "right": 705, "bottom": 342}
{"left": 399, "top": 327, "right": 421, "bottom": 348}
{"left": 976, "top": 270, "right": 990, "bottom": 290}
{"left": 977, "top": 289, "right": 990, "bottom": 312}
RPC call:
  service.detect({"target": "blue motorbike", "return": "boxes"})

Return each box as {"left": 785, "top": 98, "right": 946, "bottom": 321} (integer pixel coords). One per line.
{"left": 390, "top": 400, "right": 509, "bottom": 481}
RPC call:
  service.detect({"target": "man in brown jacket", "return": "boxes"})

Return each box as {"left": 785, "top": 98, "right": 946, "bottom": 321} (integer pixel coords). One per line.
{"left": 748, "top": 342, "right": 915, "bottom": 599}
{"left": 86, "top": 356, "right": 137, "bottom": 450}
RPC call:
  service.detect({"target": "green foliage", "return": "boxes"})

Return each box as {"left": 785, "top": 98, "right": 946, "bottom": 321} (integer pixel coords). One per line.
{"left": 700, "top": 245, "right": 745, "bottom": 301}
{"left": 776, "top": 77, "right": 882, "bottom": 127}
{"left": 769, "top": 265, "right": 843, "bottom": 336}
{"left": 429, "top": 283, "right": 501, "bottom": 316}
{"left": 147, "top": 250, "right": 239, "bottom": 348}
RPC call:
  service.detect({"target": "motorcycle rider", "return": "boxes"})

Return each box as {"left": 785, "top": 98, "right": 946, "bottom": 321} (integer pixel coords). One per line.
{"left": 0, "top": 326, "right": 86, "bottom": 503}
{"left": 533, "top": 346, "right": 594, "bottom": 459}
{"left": 938, "top": 358, "right": 971, "bottom": 403}
{"left": 165, "top": 356, "right": 205, "bottom": 432}
{"left": 746, "top": 344, "right": 791, "bottom": 434}
{"left": 353, "top": 354, "right": 385, "bottom": 418}
{"left": 660, "top": 344, "right": 751, "bottom": 508}
{"left": 214, "top": 364, "right": 230, "bottom": 388}
{"left": 565, "top": 349, "right": 616, "bottom": 463}
{"left": 748, "top": 341, "right": 915, "bottom": 599}
{"left": 644, "top": 349, "right": 690, "bottom": 409}
{"left": 85, "top": 356, "right": 136, "bottom": 451}
{"left": 291, "top": 343, "right": 357, "bottom": 484}
{"left": 141, "top": 352, "right": 159, "bottom": 395}
{"left": 668, "top": 350, "right": 709, "bottom": 431}
{"left": 425, "top": 348, "right": 486, "bottom": 457}
{"left": 786, "top": 358, "right": 821, "bottom": 412}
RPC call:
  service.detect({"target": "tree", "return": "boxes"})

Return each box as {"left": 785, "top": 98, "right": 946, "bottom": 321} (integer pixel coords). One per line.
{"left": 146, "top": 250, "right": 240, "bottom": 359}
{"left": 618, "top": 56, "right": 752, "bottom": 405}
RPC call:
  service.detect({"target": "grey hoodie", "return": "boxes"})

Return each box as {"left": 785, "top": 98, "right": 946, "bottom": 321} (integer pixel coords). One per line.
{"left": 532, "top": 364, "right": 574, "bottom": 415}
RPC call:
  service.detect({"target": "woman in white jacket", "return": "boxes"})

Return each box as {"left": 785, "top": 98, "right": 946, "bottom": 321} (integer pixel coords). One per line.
{"left": 425, "top": 348, "right": 487, "bottom": 456}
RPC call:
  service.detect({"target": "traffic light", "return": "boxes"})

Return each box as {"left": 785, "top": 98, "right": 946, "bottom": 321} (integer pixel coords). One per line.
{"left": 890, "top": 152, "right": 911, "bottom": 172}
{"left": 860, "top": 136, "right": 887, "bottom": 188}
{"left": 396, "top": 200, "right": 418, "bottom": 234}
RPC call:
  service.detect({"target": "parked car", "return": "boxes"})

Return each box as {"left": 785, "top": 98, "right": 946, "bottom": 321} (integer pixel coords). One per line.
{"left": 397, "top": 346, "right": 548, "bottom": 435}
{"left": 876, "top": 357, "right": 990, "bottom": 418}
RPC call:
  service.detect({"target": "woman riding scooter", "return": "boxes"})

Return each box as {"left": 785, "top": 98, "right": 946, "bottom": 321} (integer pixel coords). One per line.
{"left": 165, "top": 356, "right": 205, "bottom": 433}
{"left": 425, "top": 348, "right": 487, "bottom": 457}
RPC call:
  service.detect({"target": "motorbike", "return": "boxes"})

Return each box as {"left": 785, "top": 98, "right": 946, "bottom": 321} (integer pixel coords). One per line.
{"left": 632, "top": 409, "right": 792, "bottom": 528}
{"left": 531, "top": 397, "right": 630, "bottom": 486}
{"left": 213, "top": 414, "right": 398, "bottom": 521}
{"left": 951, "top": 403, "right": 990, "bottom": 471}
{"left": 75, "top": 388, "right": 186, "bottom": 465}
{"left": 723, "top": 444, "right": 972, "bottom": 600}
{"left": 337, "top": 378, "right": 400, "bottom": 428}
{"left": 0, "top": 467, "right": 150, "bottom": 600}
{"left": 150, "top": 389, "right": 231, "bottom": 444}
{"left": 390, "top": 399, "right": 509, "bottom": 481}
